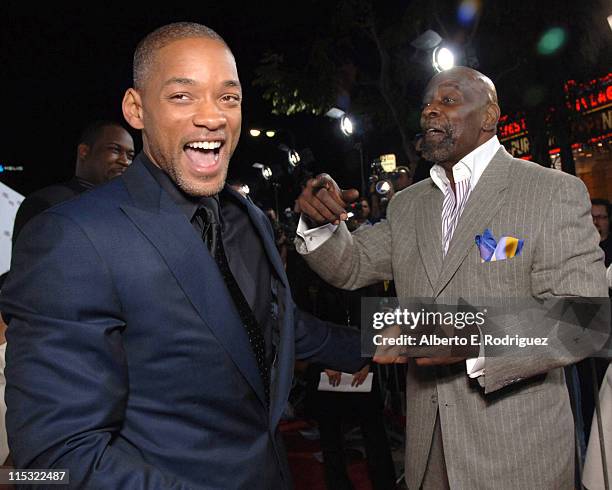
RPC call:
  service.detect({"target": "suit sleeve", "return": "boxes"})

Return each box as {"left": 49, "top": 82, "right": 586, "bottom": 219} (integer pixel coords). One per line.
{"left": 293, "top": 307, "right": 365, "bottom": 373}
{"left": 1, "top": 212, "right": 194, "bottom": 489}
{"left": 482, "top": 174, "right": 610, "bottom": 393}
{"left": 295, "top": 205, "right": 395, "bottom": 291}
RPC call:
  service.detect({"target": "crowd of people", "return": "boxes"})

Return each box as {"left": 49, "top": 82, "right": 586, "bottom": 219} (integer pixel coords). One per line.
{"left": 0, "top": 21, "right": 609, "bottom": 490}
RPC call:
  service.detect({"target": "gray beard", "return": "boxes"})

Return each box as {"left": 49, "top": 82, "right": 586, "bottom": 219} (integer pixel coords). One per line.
{"left": 420, "top": 133, "right": 456, "bottom": 164}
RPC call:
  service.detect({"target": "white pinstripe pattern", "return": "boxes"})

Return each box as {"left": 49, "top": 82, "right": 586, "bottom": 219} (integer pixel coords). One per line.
{"left": 441, "top": 177, "right": 471, "bottom": 256}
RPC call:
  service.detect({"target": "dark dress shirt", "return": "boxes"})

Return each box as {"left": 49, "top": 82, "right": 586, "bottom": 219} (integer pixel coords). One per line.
{"left": 141, "top": 156, "right": 275, "bottom": 363}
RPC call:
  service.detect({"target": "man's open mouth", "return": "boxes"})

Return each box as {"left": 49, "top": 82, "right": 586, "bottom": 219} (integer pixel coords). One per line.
{"left": 184, "top": 140, "right": 225, "bottom": 169}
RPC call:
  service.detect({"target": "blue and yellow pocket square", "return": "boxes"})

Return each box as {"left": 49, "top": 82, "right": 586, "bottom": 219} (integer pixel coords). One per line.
{"left": 475, "top": 228, "right": 524, "bottom": 263}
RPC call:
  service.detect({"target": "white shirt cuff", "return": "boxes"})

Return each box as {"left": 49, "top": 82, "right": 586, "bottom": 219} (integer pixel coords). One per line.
{"left": 296, "top": 215, "right": 338, "bottom": 253}
{"left": 466, "top": 357, "right": 485, "bottom": 378}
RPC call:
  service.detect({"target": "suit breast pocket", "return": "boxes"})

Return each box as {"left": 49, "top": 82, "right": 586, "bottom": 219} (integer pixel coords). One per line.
{"left": 476, "top": 256, "right": 526, "bottom": 296}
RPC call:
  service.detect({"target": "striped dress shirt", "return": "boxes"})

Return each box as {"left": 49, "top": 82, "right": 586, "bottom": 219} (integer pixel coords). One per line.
{"left": 430, "top": 136, "right": 502, "bottom": 255}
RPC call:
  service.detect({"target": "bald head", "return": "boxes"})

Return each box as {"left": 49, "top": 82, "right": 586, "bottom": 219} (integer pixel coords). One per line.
{"left": 428, "top": 66, "right": 498, "bottom": 107}
{"left": 420, "top": 66, "right": 501, "bottom": 169}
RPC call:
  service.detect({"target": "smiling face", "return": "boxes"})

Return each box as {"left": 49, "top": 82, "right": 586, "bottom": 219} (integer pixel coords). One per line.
{"left": 420, "top": 67, "right": 499, "bottom": 170}
{"left": 78, "top": 125, "right": 135, "bottom": 185}
{"left": 123, "top": 37, "right": 242, "bottom": 196}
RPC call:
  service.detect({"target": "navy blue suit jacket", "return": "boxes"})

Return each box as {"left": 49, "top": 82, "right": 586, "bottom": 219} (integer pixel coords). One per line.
{"left": 1, "top": 156, "right": 362, "bottom": 489}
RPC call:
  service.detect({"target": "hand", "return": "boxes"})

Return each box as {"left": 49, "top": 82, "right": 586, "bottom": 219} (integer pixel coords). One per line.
{"left": 351, "top": 364, "right": 370, "bottom": 387}
{"left": 414, "top": 356, "right": 466, "bottom": 367}
{"left": 373, "top": 354, "right": 409, "bottom": 365}
{"left": 324, "top": 369, "right": 342, "bottom": 387}
{"left": 297, "top": 174, "right": 359, "bottom": 226}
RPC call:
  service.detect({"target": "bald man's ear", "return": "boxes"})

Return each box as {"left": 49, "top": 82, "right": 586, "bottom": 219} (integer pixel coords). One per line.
{"left": 122, "top": 88, "right": 144, "bottom": 130}
{"left": 482, "top": 103, "right": 501, "bottom": 132}
{"left": 77, "top": 143, "right": 90, "bottom": 161}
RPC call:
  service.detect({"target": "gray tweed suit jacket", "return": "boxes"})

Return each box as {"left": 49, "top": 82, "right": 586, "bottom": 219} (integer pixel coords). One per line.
{"left": 296, "top": 147, "right": 608, "bottom": 489}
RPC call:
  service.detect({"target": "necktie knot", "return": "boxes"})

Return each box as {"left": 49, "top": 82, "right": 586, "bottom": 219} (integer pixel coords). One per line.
{"left": 194, "top": 198, "right": 221, "bottom": 254}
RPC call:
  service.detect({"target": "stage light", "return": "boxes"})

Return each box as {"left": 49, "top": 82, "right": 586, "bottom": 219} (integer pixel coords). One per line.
{"left": 288, "top": 150, "right": 301, "bottom": 166}
{"left": 265, "top": 130, "right": 276, "bottom": 138}
{"left": 340, "top": 114, "right": 354, "bottom": 136}
{"left": 432, "top": 46, "right": 455, "bottom": 72}
{"left": 249, "top": 129, "right": 261, "bottom": 137}
{"left": 251, "top": 162, "right": 273, "bottom": 180}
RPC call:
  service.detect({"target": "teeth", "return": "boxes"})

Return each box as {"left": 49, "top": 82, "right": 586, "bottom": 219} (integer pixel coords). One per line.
{"left": 186, "top": 141, "right": 222, "bottom": 150}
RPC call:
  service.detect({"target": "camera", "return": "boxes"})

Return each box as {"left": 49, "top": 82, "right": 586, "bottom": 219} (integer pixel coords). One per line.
{"left": 369, "top": 154, "right": 399, "bottom": 195}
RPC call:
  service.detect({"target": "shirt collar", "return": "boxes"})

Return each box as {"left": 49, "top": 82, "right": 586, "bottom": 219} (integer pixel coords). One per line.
{"left": 140, "top": 152, "right": 218, "bottom": 222}
{"left": 429, "top": 135, "right": 501, "bottom": 194}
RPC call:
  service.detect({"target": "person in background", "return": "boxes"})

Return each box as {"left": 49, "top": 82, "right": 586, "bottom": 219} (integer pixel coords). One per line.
{"left": 592, "top": 198, "right": 612, "bottom": 267}
{"left": 12, "top": 120, "right": 134, "bottom": 244}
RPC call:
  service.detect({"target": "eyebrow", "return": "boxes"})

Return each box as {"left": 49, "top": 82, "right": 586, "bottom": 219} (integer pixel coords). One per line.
{"left": 162, "top": 77, "right": 242, "bottom": 90}
{"left": 107, "top": 142, "right": 135, "bottom": 152}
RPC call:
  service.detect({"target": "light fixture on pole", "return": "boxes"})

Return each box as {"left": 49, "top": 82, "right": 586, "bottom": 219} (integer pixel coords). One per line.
{"left": 432, "top": 46, "right": 455, "bottom": 72}
{"left": 411, "top": 29, "right": 456, "bottom": 72}
{"left": 252, "top": 163, "right": 279, "bottom": 216}
{"left": 325, "top": 107, "right": 355, "bottom": 136}
{"left": 252, "top": 162, "right": 273, "bottom": 181}
{"left": 340, "top": 115, "right": 354, "bottom": 136}
{"left": 325, "top": 107, "right": 365, "bottom": 197}
{"left": 278, "top": 143, "right": 301, "bottom": 168}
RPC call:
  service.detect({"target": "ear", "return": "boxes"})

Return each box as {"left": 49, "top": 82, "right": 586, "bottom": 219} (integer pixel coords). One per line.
{"left": 122, "top": 88, "right": 144, "bottom": 130}
{"left": 482, "top": 103, "right": 501, "bottom": 132}
{"left": 77, "top": 143, "right": 90, "bottom": 160}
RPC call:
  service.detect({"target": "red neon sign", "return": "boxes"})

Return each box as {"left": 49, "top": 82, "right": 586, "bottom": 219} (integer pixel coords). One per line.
{"left": 565, "top": 73, "right": 612, "bottom": 113}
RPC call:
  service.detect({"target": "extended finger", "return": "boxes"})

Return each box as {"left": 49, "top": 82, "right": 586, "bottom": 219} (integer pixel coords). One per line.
{"left": 305, "top": 190, "right": 345, "bottom": 224}
{"left": 315, "top": 188, "right": 349, "bottom": 221}
{"left": 299, "top": 199, "right": 330, "bottom": 225}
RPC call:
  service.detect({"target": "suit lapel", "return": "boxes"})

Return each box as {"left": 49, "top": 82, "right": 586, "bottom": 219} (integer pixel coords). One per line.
{"left": 223, "top": 186, "right": 288, "bottom": 288}
{"left": 222, "top": 187, "right": 291, "bottom": 419}
{"left": 416, "top": 183, "right": 444, "bottom": 290}
{"left": 433, "top": 148, "right": 512, "bottom": 296}
{"left": 119, "top": 159, "right": 267, "bottom": 406}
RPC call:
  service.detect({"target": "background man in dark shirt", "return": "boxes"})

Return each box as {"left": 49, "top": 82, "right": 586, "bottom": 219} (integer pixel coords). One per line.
{"left": 12, "top": 120, "right": 134, "bottom": 244}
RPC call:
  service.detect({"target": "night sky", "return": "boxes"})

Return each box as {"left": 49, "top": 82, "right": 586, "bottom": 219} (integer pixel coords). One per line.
{"left": 2, "top": 1, "right": 610, "bottom": 209}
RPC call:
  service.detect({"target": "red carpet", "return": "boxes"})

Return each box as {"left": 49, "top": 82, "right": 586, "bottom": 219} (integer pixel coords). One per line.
{"left": 281, "top": 419, "right": 374, "bottom": 490}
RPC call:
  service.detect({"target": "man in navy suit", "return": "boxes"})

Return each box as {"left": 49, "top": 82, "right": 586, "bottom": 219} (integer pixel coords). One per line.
{"left": 1, "top": 22, "right": 363, "bottom": 489}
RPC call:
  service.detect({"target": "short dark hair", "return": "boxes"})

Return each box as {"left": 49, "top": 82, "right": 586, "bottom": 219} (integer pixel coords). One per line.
{"left": 592, "top": 198, "right": 610, "bottom": 215}
{"left": 592, "top": 198, "right": 610, "bottom": 206}
{"left": 133, "top": 22, "right": 227, "bottom": 89}
{"left": 78, "top": 120, "right": 125, "bottom": 147}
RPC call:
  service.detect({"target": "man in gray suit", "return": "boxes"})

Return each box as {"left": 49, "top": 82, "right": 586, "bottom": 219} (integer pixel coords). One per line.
{"left": 295, "top": 67, "right": 608, "bottom": 489}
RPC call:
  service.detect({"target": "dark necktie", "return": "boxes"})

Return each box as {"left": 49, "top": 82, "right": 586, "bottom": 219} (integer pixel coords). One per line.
{"left": 193, "top": 199, "right": 270, "bottom": 405}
